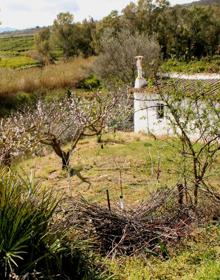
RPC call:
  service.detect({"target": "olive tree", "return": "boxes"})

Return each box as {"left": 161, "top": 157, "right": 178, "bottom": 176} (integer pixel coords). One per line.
{"left": 94, "top": 29, "right": 161, "bottom": 86}
{"left": 52, "top": 12, "right": 80, "bottom": 59}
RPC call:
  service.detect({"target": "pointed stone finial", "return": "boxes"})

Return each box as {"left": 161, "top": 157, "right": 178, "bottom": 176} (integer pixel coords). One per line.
{"left": 134, "top": 55, "right": 147, "bottom": 89}
{"left": 135, "top": 56, "right": 144, "bottom": 78}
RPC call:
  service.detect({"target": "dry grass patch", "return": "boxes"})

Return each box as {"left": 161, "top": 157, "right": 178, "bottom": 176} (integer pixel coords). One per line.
{"left": 0, "top": 56, "right": 94, "bottom": 96}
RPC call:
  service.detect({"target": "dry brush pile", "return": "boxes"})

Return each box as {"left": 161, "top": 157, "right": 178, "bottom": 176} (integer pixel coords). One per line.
{"left": 57, "top": 187, "right": 220, "bottom": 258}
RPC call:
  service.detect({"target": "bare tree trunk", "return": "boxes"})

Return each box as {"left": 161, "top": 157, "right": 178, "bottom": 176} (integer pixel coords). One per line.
{"left": 2, "top": 153, "right": 12, "bottom": 167}
{"left": 177, "top": 183, "right": 184, "bottom": 206}
{"left": 97, "top": 132, "right": 102, "bottom": 143}
{"left": 61, "top": 151, "right": 70, "bottom": 170}
{"left": 194, "top": 182, "right": 199, "bottom": 206}
{"left": 44, "top": 138, "right": 71, "bottom": 170}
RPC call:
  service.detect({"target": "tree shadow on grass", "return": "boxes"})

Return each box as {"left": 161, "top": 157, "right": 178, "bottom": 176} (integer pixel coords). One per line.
{"left": 69, "top": 167, "right": 92, "bottom": 190}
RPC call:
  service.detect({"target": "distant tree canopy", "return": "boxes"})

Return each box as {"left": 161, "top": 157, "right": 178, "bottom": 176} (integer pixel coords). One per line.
{"left": 34, "top": 12, "right": 96, "bottom": 60}
{"left": 34, "top": 1, "right": 220, "bottom": 62}
{"left": 52, "top": 12, "right": 79, "bottom": 58}
{"left": 155, "top": 5, "right": 220, "bottom": 59}
{"left": 121, "top": 0, "right": 220, "bottom": 60}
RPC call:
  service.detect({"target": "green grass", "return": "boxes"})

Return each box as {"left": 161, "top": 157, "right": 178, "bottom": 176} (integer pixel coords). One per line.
{"left": 16, "top": 132, "right": 181, "bottom": 204}
{"left": 161, "top": 57, "right": 220, "bottom": 73}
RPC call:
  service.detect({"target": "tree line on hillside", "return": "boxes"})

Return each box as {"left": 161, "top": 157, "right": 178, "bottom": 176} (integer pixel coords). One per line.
{"left": 35, "top": 0, "right": 220, "bottom": 64}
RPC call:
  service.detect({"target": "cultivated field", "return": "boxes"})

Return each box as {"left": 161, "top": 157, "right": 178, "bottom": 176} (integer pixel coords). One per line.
{"left": 0, "top": 35, "right": 38, "bottom": 68}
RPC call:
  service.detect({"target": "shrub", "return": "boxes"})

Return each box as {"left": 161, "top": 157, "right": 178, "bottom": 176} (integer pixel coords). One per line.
{"left": 0, "top": 170, "right": 58, "bottom": 278}
{"left": 161, "top": 58, "right": 220, "bottom": 73}
{"left": 77, "top": 74, "right": 101, "bottom": 90}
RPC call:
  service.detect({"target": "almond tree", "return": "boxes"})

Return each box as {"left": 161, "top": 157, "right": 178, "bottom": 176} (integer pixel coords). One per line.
{"left": 156, "top": 79, "right": 220, "bottom": 205}
{"left": 0, "top": 113, "right": 39, "bottom": 166}
{"left": 0, "top": 90, "right": 131, "bottom": 170}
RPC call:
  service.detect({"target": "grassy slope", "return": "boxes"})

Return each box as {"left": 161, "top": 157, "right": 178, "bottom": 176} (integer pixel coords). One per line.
{"left": 0, "top": 57, "right": 94, "bottom": 117}
{"left": 17, "top": 132, "right": 181, "bottom": 204}
{"left": 17, "top": 132, "right": 220, "bottom": 203}
{"left": 15, "top": 132, "right": 220, "bottom": 279}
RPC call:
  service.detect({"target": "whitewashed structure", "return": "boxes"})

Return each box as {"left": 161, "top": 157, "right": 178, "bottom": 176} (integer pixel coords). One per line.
{"left": 133, "top": 56, "right": 220, "bottom": 136}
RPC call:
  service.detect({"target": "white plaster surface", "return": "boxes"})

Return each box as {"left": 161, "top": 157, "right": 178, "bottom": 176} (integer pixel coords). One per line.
{"left": 135, "top": 77, "right": 147, "bottom": 89}
{"left": 160, "top": 72, "right": 220, "bottom": 80}
{"left": 133, "top": 69, "right": 220, "bottom": 136}
{"left": 134, "top": 92, "right": 173, "bottom": 135}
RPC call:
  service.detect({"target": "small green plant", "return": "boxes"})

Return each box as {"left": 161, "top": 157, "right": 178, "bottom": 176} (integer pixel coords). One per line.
{"left": 16, "top": 92, "right": 35, "bottom": 106}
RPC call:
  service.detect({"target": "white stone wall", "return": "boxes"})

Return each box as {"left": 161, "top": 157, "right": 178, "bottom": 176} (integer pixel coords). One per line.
{"left": 133, "top": 69, "right": 220, "bottom": 136}
{"left": 134, "top": 91, "right": 215, "bottom": 138}
{"left": 134, "top": 92, "right": 173, "bottom": 136}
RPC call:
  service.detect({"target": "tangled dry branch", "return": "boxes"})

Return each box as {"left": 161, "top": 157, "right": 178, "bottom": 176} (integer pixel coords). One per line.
{"left": 56, "top": 187, "right": 220, "bottom": 258}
